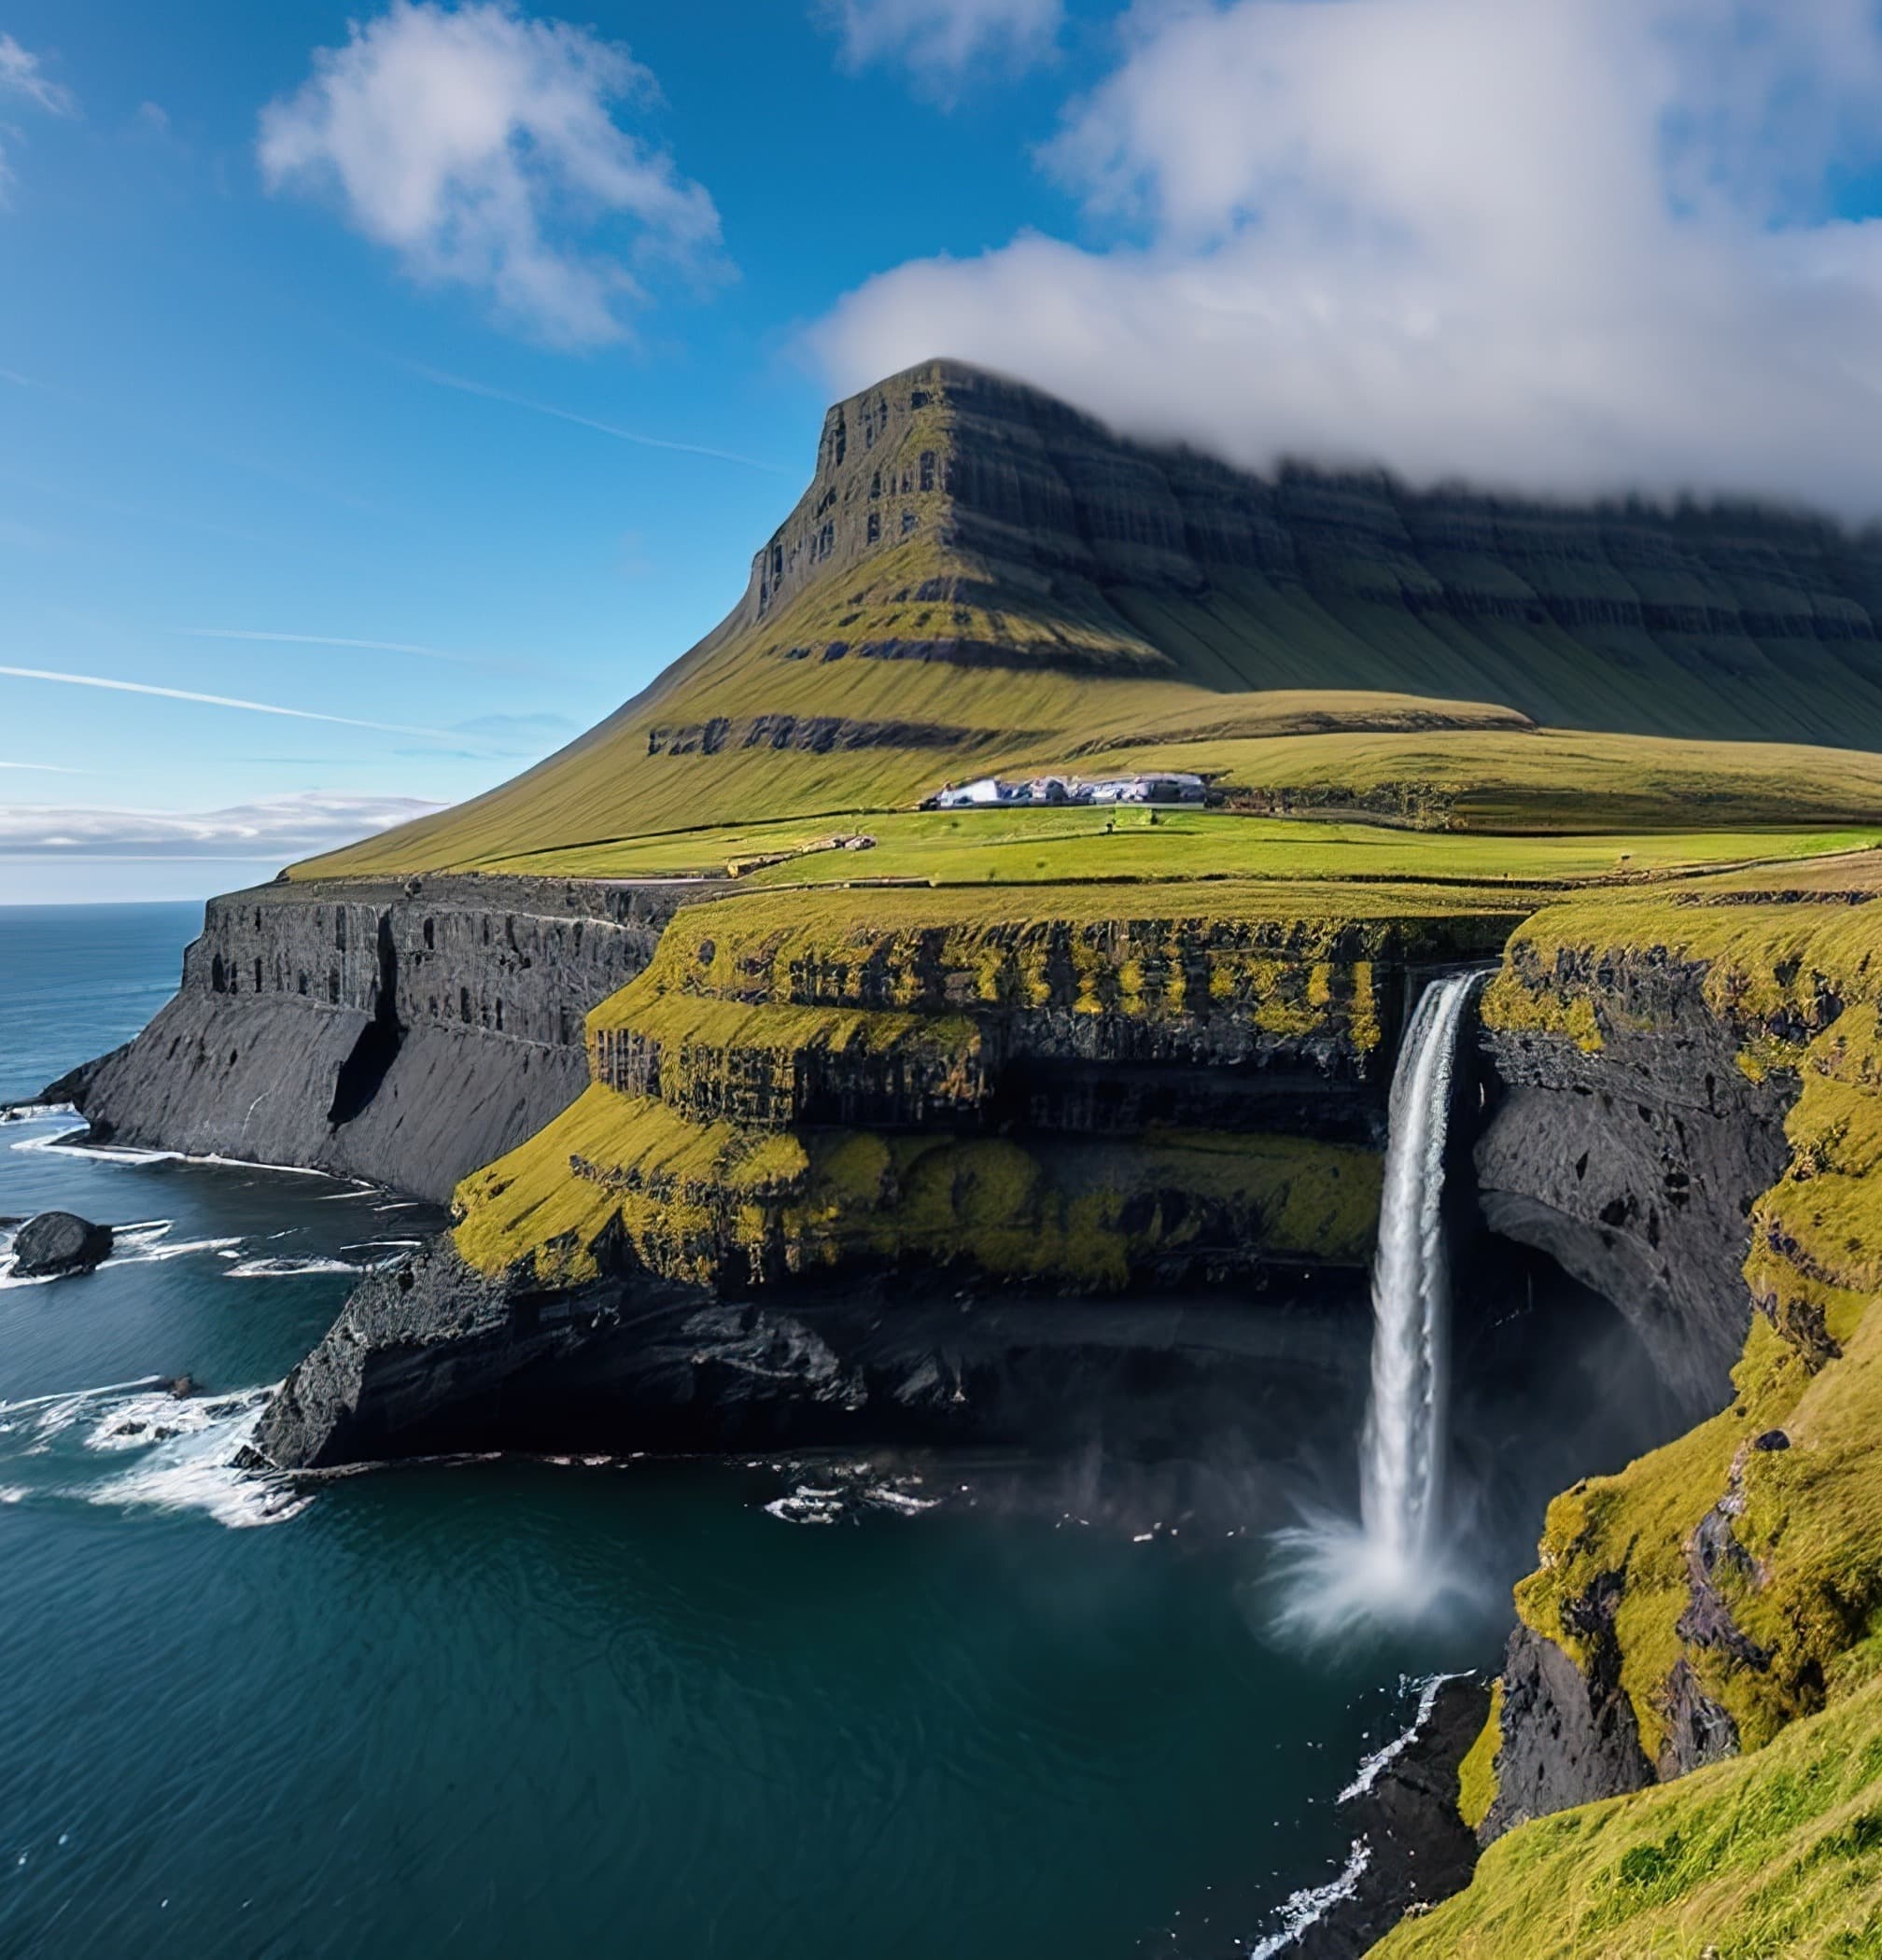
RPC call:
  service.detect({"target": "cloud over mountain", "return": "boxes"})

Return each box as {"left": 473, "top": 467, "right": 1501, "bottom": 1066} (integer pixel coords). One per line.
{"left": 815, "top": 0, "right": 1882, "bottom": 514}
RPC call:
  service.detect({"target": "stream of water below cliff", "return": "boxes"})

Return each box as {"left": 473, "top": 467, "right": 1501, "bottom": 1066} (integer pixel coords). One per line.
{"left": 0, "top": 905, "right": 1677, "bottom": 1960}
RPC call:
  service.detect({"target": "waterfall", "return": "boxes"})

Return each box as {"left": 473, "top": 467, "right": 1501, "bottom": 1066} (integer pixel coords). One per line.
{"left": 1356, "top": 971, "right": 1482, "bottom": 1579}
{"left": 1270, "top": 968, "right": 1486, "bottom": 1634}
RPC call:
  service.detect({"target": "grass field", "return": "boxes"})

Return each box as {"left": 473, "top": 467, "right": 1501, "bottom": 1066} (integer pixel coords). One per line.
{"left": 465, "top": 805, "right": 1882, "bottom": 895}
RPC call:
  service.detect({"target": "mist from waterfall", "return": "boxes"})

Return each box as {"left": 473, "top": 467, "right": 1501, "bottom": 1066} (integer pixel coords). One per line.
{"left": 1271, "top": 972, "right": 1485, "bottom": 1638}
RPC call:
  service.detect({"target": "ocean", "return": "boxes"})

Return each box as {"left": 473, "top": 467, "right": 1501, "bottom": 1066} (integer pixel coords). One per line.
{"left": 0, "top": 902, "right": 1500, "bottom": 1959}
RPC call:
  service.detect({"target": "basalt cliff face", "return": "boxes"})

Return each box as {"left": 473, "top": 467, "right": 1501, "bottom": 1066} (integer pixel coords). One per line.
{"left": 249, "top": 886, "right": 1517, "bottom": 1470}
{"left": 59, "top": 876, "right": 691, "bottom": 1202}
{"left": 1475, "top": 945, "right": 1800, "bottom": 1407}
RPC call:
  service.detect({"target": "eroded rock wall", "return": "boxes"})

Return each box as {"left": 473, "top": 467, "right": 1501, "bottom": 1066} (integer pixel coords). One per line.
{"left": 1477, "top": 945, "right": 1798, "bottom": 1406}
{"left": 1466, "top": 894, "right": 1882, "bottom": 1848}
{"left": 63, "top": 876, "right": 693, "bottom": 1201}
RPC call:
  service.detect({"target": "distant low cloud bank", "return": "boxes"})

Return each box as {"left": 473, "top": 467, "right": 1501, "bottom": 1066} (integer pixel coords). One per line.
{"left": 0, "top": 792, "right": 442, "bottom": 860}
{"left": 815, "top": 0, "right": 1882, "bottom": 516}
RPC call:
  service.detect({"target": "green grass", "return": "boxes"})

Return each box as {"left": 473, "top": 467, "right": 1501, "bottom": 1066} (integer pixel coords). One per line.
{"left": 1375, "top": 1656, "right": 1882, "bottom": 1958}
{"left": 464, "top": 805, "right": 1882, "bottom": 894}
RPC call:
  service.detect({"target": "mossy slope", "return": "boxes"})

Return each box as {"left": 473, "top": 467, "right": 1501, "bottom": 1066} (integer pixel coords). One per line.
{"left": 447, "top": 882, "right": 1511, "bottom": 1294}
{"left": 1375, "top": 1660, "right": 1882, "bottom": 1958}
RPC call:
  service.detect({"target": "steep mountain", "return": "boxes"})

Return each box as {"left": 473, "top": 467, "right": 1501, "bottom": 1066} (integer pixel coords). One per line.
{"left": 298, "top": 358, "right": 1882, "bottom": 879}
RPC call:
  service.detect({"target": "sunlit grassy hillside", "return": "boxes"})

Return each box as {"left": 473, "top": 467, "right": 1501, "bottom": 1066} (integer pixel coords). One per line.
{"left": 292, "top": 359, "right": 1882, "bottom": 883}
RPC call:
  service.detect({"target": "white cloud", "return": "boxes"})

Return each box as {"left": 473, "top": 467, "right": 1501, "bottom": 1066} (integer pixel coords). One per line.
{"left": 0, "top": 791, "right": 443, "bottom": 859}
{"left": 259, "top": 2, "right": 724, "bottom": 345}
{"left": 0, "top": 33, "right": 75, "bottom": 116}
{"left": 0, "top": 31, "right": 77, "bottom": 203}
{"left": 822, "top": 0, "right": 1063, "bottom": 86}
{"left": 814, "top": 0, "right": 1882, "bottom": 515}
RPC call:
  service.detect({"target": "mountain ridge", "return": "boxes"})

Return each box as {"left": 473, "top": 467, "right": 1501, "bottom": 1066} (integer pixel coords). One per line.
{"left": 299, "top": 357, "right": 1882, "bottom": 878}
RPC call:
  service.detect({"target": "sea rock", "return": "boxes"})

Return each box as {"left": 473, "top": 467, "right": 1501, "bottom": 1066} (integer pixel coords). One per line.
{"left": 12, "top": 1211, "right": 114, "bottom": 1278}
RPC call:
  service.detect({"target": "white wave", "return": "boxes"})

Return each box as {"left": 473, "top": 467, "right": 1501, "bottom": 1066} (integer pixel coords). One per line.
{"left": 9, "top": 1127, "right": 360, "bottom": 1183}
{"left": 0, "top": 1377, "right": 307, "bottom": 1528}
{"left": 82, "top": 1385, "right": 310, "bottom": 1529}
{"left": 118, "top": 1235, "right": 245, "bottom": 1265}
{"left": 0, "top": 1101, "right": 76, "bottom": 1122}
{"left": 0, "top": 1267, "right": 60, "bottom": 1291}
{"left": 865, "top": 1485, "right": 940, "bottom": 1516}
{"left": 222, "top": 1255, "right": 359, "bottom": 1280}
{"left": 1339, "top": 1673, "right": 1469, "bottom": 1803}
{"left": 764, "top": 1471, "right": 942, "bottom": 1525}
{"left": 113, "top": 1219, "right": 176, "bottom": 1246}
{"left": 0, "top": 1376, "right": 166, "bottom": 1419}
{"left": 764, "top": 1489, "right": 846, "bottom": 1525}
{"left": 1248, "top": 1836, "right": 1372, "bottom": 1960}
{"left": 0, "top": 1487, "right": 25, "bottom": 1504}
{"left": 84, "top": 1390, "right": 253, "bottom": 1454}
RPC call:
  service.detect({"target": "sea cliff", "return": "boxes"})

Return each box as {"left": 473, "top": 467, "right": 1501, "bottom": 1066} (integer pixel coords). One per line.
{"left": 246, "top": 882, "right": 1513, "bottom": 1470}
{"left": 55, "top": 875, "right": 690, "bottom": 1202}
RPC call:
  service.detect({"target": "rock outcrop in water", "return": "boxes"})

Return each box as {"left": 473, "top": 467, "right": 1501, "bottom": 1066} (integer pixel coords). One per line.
{"left": 56, "top": 875, "right": 691, "bottom": 1203}
{"left": 11, "top": 1211, "right": 113, "bottom": 1278}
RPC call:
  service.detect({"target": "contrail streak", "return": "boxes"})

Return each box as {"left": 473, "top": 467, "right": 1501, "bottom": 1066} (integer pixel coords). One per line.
{"left": 407, "top": 363, "right": 791, "bottom": 474}
{"left": 0, "top": 665, "right": 460, "bottom": 739}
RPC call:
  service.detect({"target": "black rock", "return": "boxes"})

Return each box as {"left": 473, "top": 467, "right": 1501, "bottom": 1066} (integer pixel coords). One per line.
{"left": 11, "top": 1211, "right": 114, "bottom": 1278}
{"left": 1753, "top": 1429, "right": 1791, "bottom": 1451}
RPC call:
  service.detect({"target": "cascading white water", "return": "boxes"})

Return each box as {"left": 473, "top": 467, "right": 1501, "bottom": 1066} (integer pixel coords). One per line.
{"left": 1270, "top": 968, "right": 1487, "bottom": 1634}
{"left": 1355, "top": 971, "right": 1482, "bottom": 1579}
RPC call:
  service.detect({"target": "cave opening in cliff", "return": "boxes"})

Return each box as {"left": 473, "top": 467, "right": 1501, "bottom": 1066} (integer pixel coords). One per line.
{"left": 326, "top": 912, "right": 404, "bottom": 1127}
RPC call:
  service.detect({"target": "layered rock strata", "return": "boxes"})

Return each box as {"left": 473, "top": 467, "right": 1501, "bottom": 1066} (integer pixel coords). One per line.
{"left": 253, "top": 886, "right": 1513, "bottom": 1468}
{"left": 56, "top": 875, "right": 694, "bottom": 1202}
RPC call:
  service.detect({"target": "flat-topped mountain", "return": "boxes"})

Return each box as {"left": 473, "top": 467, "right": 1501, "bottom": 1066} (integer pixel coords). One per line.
{"left": 301, "top": 355, "right": 1882, "bottom": 872}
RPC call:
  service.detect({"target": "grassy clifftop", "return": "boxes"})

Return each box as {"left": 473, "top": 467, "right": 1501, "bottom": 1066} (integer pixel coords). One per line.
{"left": 290, "top": 358, "right": 1882, "bottom": 881}
{"left": 446, "top": 880, "right": 1516, "bottom": 1295}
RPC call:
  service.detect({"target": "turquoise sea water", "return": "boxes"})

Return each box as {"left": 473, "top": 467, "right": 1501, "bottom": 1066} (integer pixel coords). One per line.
{"left": 0, "top": 903, "right": 1555, "bottom": 1959}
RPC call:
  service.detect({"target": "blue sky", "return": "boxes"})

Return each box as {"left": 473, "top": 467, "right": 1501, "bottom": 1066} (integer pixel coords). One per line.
{"left": 6, "top": 0, "right": 1882, "bottom": 902}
